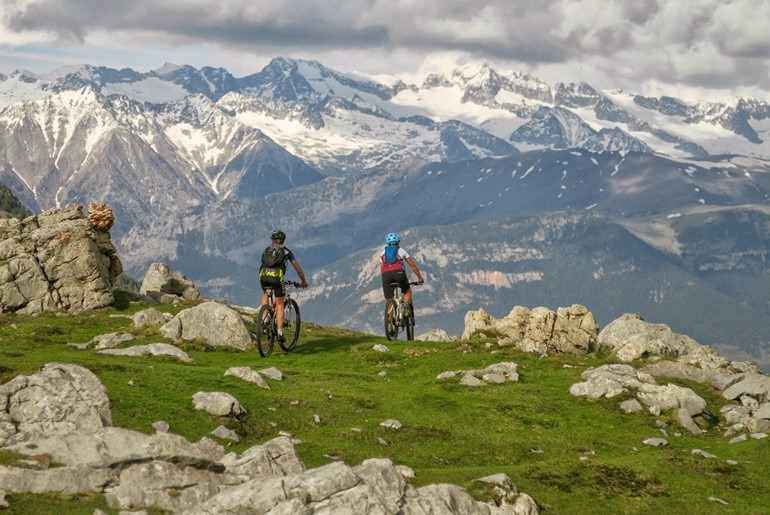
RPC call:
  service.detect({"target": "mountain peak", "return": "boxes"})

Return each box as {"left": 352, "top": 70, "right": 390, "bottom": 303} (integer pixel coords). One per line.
{"left": 153, "top": 63, "right": 185, "bottom": 76}
{"left": 452, "top": 61, "right": 495, "bottom": 79}
{"left": 38, "top": 64, "right": 95, "bottom": 80}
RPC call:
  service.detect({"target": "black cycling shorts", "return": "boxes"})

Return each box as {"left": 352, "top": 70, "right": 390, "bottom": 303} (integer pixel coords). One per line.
{"left": 382, "top": 270, "right": 410, "bottom": 300}
{"left": 260, "top": 275, "right": 285, "bottom": 297}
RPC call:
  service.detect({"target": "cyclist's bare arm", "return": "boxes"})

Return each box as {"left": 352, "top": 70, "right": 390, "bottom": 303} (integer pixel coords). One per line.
{"left": 291, "top": 259, "right": 308, "bottom": 288}
{"left": 405, "top": 257, "right": 425, "bottom": 284}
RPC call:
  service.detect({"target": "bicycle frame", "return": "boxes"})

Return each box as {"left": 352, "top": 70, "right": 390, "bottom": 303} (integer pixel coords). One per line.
{"left": 266, "top": 281, "right": 299, "bottom": 307}
{"left": 254, "top": 280, "right": 301, "bottom": 356}
{"left": 384, "top": 281, "right": 420, "bottom": 341}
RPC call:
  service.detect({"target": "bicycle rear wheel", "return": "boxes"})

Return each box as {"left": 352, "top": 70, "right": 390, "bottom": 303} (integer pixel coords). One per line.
{"left": 280, "top": 298, "right": 301, "bottom": 351}
{"left": 384, "top": 299, "right": 398, "bottom": 340}
{"left": 256, "top": 305, "right": 276, "bottom": 357}
{"left": 405, "top": 302, "right": 415, "bottom": 341}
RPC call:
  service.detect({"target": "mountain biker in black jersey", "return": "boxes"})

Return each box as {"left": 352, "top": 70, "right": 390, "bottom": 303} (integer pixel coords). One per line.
{"left": 259, "top": 229, "right": 308, "bottom": 343}
{"left": 380, "top": 232, "right": 424, "bottom": 316}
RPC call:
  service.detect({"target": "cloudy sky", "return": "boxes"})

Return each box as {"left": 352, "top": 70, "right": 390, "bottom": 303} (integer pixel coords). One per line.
{"left": 1, "top": 0, "right": 769, "bottom": 101}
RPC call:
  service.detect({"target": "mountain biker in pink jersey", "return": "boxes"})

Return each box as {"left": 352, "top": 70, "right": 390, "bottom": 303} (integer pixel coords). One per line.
{"left": 259, "top": 229, "right": 308, "bottom": 342}
{"left": 380, "top": 232, "right": 424, "bottom": 317}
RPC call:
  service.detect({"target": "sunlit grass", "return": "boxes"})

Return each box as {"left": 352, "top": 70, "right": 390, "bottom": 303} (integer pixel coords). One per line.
{"left": 1, "top": 303, "right": 769, "bottom": 514}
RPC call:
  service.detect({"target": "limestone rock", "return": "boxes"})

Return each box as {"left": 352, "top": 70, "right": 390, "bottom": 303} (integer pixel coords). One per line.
{"left": 0, "top": 363, "right": 112, "bottom": 447}
{"left": 192, "top": 392, "right": 246, "bottom": 417}
{"left": 160, "top": 302, "right": 252, "bottom": 349}
{"left": 462, "top": 304, "right": 598, "bottom": 356}
{"left": 140, "top": 262, "right": 202, "bottom": 301}
{"left": 0, "top": 205, "right": 119, "bottom": 314}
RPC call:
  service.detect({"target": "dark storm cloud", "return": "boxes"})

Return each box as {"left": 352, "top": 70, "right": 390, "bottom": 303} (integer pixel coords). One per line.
{"left": 4, "top": 0, "right": 391, "bottom": 48}
{"left": 2, "top": 0, "right": 769, "bottom": 93}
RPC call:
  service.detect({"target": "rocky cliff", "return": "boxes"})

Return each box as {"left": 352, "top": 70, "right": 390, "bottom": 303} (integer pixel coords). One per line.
{"left": 0, "top": 203, "right": 121, "bottom": 314}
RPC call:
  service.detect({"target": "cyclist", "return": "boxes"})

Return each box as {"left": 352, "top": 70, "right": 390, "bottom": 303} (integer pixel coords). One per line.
{"left": 380, "top": 232, "right": 424, "bottom": 318}
{"left": 259, "top": 229, "right": 308, "bottom": 343}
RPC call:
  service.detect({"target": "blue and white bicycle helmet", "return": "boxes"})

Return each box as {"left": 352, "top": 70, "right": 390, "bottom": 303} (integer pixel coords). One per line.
{"left": 385, "top": 232, "right": 400, "bottom": 245}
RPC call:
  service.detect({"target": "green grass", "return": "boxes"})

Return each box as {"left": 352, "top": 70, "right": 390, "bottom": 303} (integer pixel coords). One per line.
{"left": 1, "top": 305, "right": 770, "bottom": 514}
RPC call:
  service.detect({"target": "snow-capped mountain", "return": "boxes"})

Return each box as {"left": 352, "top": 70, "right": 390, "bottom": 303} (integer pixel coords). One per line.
{"left": 2, "top": 57, "right": 770, "bottom": 368}
{"left": 0, "top": 78, "right": 322, "bottom": 232}
{"left": 4, "top": 57, "right": 770, "bottom": 169}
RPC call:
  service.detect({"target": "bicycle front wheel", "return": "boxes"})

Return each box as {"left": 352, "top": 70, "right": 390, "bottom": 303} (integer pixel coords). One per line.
{"left": 384, "top": 299, "right": 398, "bottom": 340}
{"left": 280, "top": 298, "right": 301, "bottom": 351}
{"left": 256, "top": 305, "right": 276, "bottom": 357}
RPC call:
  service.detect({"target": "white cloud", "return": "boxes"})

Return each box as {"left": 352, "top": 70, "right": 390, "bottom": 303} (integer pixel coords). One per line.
{"left": 1, "top": 0, "right": 768, "bottom": 99}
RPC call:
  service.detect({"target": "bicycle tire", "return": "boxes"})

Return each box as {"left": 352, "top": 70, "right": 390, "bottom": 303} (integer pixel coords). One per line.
{"left": 384, "top": 299, "right": 398, "bottom": 340}
{"left": 256, "top": 305, "right": 276, "bottom": 357}
{"left": 405, "top": 302, "right": 415, "bottom": 341}
{"left": 280, "top": 298, "right": 301, "bottom": 351}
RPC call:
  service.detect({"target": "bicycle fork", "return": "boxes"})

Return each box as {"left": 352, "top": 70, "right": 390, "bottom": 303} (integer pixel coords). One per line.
{"left": 392, "top": 300, "right": 406, "bottom": 325}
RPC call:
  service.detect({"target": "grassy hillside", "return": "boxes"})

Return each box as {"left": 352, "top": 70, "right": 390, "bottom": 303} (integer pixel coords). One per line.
{"left": 1, "top": 299, "right": 769, "bottom": 514}
{"left": 298, "top": 211, "right": 770, "bottom": 371}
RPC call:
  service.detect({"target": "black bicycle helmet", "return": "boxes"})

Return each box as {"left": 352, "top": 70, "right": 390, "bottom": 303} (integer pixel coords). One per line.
{"left": 270, "top": 229, "right": 286, "bottom": 241}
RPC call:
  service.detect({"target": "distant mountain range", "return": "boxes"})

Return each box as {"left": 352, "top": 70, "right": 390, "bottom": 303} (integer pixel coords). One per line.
{"left": 1, "top": 58, "right": 770, "bottom": 369}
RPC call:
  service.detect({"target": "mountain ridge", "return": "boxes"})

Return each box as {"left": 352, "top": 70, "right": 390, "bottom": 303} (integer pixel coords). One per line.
{"left": 2, "top": 57, "right": 770, "bottom": 369}
{"left": 4, "top": 57, "right": 770, "bottom": 161}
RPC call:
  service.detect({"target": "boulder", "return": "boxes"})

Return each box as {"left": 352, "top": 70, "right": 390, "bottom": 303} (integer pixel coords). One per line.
{"left": 99, "top": 343, "right": 193, "bottom": 362}
{"left": 416, "top": 328, "right": 455, "bottom": 342}
{"left": 569, "top": 363, "right": 657, "bottom": 399}
{"left": 723, "top": 374, "right": 770, "bottom": 403}
{"left": 140, "top": 263, "right": 202, "bottom": 301}
{"left": 637, "top": 383, "right": 707, "bottom": 417}
{"left": 133, "top": 307, "right": 172, "bottom": 328}
{"left": 192, "top": 392, "right": 246, "bottom": 417}
{"left": 0, "top": 363, "right": 112, "bottom": 447}
{"left": 160, "top": 302, "right": 253, "bottom": 349}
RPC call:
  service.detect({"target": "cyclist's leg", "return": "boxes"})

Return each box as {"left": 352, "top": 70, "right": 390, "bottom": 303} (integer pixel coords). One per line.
{"left": 399, "top": 272, "right": 412, "bottom": 305}
{"left": 382, "top": 272, "right": 398, "bottom": 332}
{"left": 383, "top": 273, "right": 397, "bottom": 306}
{"left": 259, "top": 276, "right": 270, "bottom": 306}
{"left": 274, "top": 280, "right": 287, "bottom": 330}
{"left": 260, "top": 275, "right": 281, "bottom": 318}
{"left": 382, "top": 272, "right": 397, "bottom": 301}
{"left": 275, "top": 296, "right": 285, "bottom": 329}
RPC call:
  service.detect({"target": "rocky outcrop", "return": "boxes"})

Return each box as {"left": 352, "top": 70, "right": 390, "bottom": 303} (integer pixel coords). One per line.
{"left": 569, "top": 315, "right": 769, "bottom": 439}
{"left": 140, "top": 262, "right": 203, "bottom": 302}
{"left": 599, "top": 313, "right": 759, "bottom": 375}
{"left": 0, "top": 363, "right": 537, "bottom": 514}
{"left": 462, "top": 304, "right": 598, "bottom": 355}
{"left": 0, "top": 203, "right": 121, "bottom": 314}
{"left": 455, "top": 304, "right": 769, "bottom": 440}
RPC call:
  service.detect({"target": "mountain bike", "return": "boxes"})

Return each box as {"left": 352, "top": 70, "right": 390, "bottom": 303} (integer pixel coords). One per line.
{"left": 384, "top": 281, "right": 421, "bottom": 341}
{"left": 253, "top": 281, "right": 301, "bottom": 357}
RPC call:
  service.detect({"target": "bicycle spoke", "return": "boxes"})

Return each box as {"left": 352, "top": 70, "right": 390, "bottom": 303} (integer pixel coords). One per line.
{"left": 280, "top": 298, "right": 300, "bottom": 351}
{"left": 384, "top": 299, "right": 398, "bottom": 340}
{"left": 256, "top": 305, "right": 275, "bottom": 357}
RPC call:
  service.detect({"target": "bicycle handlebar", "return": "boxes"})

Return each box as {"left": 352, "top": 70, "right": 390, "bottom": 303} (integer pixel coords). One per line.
{"left": 387, "top": 281, "right": 424, "bottom": 286}
{"left": 282, "top": 280, "right": 301, "bottom": 287}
